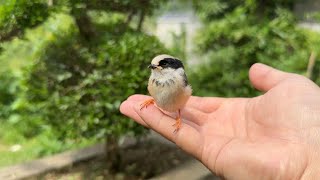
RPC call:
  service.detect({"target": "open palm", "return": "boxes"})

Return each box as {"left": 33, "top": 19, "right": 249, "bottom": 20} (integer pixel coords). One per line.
{"left": 120, "top": 63, "right": 320, "bottom": 179}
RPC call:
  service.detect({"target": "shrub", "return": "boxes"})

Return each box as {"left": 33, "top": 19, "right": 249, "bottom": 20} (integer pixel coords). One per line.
{"left": 190, "top": 1, "right": 320, "bottom": 97}
{"left": 0, "top": 0, "right": 169, "bottom": 167}
{"left": 3, "top": 13, "right": 167, "bottom": 142}
{"left": 0, "top": 0, "right": 50, "bottom": 41}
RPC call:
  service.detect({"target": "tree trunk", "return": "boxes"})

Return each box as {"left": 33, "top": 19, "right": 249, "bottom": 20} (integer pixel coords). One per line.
{"left": 71, "top": 9, "right": 96, "bottom": 41}
{"left": 48, "top": 0, "right": 53, "bottom": 6}
{"left": 0, "top": 28, "right": 21, "bottom": 42}
{"left": 137, "top": 9, "right": 145, "bottom": 31}
{"left": 125, "top": 10, "right": 135, "bottom": 26}
{"left": 307, "top": 51, "right": 317, "bottom": 79}
{"left": 105, "top": 136, "right": 121, "bottom": 171}
{"left": 256, "top": 0, "right": 267, "bottom": 18}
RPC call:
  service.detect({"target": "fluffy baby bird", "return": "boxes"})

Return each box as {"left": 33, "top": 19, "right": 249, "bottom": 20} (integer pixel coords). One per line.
{"left": 140, "top": 54, "right": 192, "bottom": 133}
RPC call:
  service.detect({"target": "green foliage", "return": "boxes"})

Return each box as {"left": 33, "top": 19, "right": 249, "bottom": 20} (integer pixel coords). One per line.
{"left": 0, "top": 0, "right": 50, "bottom": 41}
{"left": 0, "top": 122, "right": 94, "bottom": 167}
{"left": 0, "top": 0, "right": 168, "bottom": 164}
{"left": 193, "top": 0, "right": 297, "bottom": 22}
{"left": 2, "top": 11, "right": 167, "bottom": 142}
{"left": 192, "top": 0, "right": 240, "bottom": 21}
{"left": 28, "top": 35, "right": 163, "bottom": 140}
{"left": 0, "top": 72, "right": 17, "bottom": 118}
{"left": 190, "top": 1, "right": 319, "bottom": 97}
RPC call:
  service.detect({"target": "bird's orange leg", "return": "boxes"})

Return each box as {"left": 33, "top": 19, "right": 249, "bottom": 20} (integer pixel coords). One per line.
{"left": 172, "top": 109, "right": 181, "bottom": 133}
{"left": 140, "top": 99, "right": 155, "bottom": 110}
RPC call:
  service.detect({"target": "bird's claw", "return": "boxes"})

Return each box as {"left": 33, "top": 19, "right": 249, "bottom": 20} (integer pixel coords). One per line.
{"left": 140, "top": 99, "right": 155, "bottom": 110}
{"left": 172, "top": 117, "right": 181, "bottom": 133}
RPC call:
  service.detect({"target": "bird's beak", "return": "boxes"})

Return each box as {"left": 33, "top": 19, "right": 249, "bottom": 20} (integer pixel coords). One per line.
{"left": 148, "top": 64, "right": 157, "bottom": 69}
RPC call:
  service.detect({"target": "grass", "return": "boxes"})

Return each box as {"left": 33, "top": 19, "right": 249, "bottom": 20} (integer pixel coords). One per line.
{"left": 0, "top": 122, "right": 96, "bottom": 167}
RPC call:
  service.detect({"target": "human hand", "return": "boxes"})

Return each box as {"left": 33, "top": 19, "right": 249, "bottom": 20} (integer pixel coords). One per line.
{"left": 120, "top": 63, "right": 320, "bottom": 179}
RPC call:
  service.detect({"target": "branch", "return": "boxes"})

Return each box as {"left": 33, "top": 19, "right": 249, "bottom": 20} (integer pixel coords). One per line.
{"left": 306, "top": 51, "right": 317, "bottom": 79}
{"left": 71, "top": 10, "right": 97, "bottom": 41}
{"left": 137, "top": 9, "right": 145, "bottom": 31}
{"left": 125, "top": 10, "right": 136, "bottom": 26}
{"left": 0, "top": 28, "right": 21, "bottom": 42}
{"left": 48, "top": 0, "right": 53, "bottom": 6}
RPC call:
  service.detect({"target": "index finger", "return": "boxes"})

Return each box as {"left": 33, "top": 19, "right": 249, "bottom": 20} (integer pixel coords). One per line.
{"left": 132, "top": 102, "right": 203, "bottom": 159}
{"left": 127, "top": 94, "right": 226, "bottom": 113}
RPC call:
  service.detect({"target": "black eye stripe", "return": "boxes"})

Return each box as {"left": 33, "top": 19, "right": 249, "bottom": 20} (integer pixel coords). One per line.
{"left": 158, "top": 57, "right": 184, "bottom": 69}
{"left": 159, "top": 59, "right": 168, "bottom": 66}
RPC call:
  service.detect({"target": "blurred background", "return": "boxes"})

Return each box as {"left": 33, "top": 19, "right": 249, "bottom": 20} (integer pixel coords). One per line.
{"left": 0, "top": 0, "right": 320, "bottom": 179}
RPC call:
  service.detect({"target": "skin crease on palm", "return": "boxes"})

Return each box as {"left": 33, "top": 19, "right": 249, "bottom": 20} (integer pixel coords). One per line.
{"left": 120, "top": 63, "right": 320, "bottom": 179}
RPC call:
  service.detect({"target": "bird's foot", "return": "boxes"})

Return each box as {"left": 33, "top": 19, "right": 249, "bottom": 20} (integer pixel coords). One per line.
{"left": 140, "top": 99, "right": 155, "bottom": 110}
{"left": 172, "top": 117, "right": 181, "bottom": 133}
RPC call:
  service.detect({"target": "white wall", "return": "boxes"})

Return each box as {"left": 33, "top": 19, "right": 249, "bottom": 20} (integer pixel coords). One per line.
{"left": 155, "top": 11, "right": 201, "bottom": 65}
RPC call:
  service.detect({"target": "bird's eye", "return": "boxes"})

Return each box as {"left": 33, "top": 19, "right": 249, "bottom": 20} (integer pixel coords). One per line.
{"left": 159, "top": 60, "right": 168, "bottom": 66}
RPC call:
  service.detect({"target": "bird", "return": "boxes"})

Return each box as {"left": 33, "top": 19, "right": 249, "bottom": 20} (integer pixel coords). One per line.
{"left": 140, "top": 54, "right": 192, "bottom": 133}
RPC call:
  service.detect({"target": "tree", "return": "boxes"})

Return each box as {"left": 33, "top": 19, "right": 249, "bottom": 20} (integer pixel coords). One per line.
{"left": 190, "top": 0, "right": 320, "bottom": 97}
{"left": 0, "top": 0, "right": 168, "bottom": 167}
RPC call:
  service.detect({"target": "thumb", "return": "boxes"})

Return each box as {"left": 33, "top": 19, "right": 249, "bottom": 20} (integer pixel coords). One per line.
{"left": 249, "top": 63, "right": 292, "bottom": 92}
